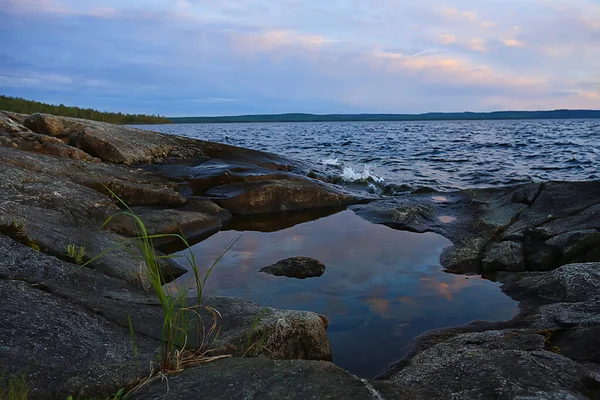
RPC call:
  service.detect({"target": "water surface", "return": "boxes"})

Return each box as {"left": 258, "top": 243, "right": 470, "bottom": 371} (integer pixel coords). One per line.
{"left": 137, "top": 119, "right": 599, "bottom": 191}
{"left": 170, "top": 210, "right": 518, "bottom": 377}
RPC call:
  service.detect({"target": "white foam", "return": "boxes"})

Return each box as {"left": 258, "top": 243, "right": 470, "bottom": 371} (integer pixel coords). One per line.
{"left": 321, "top": 158, "right": 341, "bottom": 166}
{"left": 341, "top": 164, "right": 384, "bottom": 183}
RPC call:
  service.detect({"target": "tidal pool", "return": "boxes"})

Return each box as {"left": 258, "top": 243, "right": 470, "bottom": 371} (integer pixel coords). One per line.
{"left": 170, "top": 210, "right": 518, "bottom": 378}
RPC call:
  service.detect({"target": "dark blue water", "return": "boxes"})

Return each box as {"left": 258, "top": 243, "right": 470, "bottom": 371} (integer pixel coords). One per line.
{"left": 168, "top": 211, "right": 518, "bottom": 378}
{"left": 137, "top": 119, "right": 600, "bottom": 191}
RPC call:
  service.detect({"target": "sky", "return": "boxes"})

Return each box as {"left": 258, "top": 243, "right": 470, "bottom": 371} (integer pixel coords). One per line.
{"left": 1, "top": 0, "right": 600, "bottom": 116}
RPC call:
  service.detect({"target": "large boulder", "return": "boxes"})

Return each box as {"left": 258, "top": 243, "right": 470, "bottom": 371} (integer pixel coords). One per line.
{"left": 24, "top": 112, "right": 174, "bottom": 164}
{"left": 0, "top": 112, "right": 94, "bottom": 161}
{"left": 201, "top": 296, "right": 332, "bottom": 361}
{"left": 207, "top": 179, "right": 357, "bottom": 215}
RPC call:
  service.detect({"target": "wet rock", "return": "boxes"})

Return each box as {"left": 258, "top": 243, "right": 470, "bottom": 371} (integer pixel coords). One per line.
{"left": 550, "top": 326, "right": 600, "bottom": 363}
{"left": 546, "top": 229, "right": 600, "bottom": 265}
{"left": 228, "top": 207, "right": 343, "bottom": 233}
{"left": 260, "top": 256, "right": 326, "bottom": 279}
{"left": 132, "top": 358, "right": 409, "bottom": 400}
{"left": 387, "top": 330, "right": 599, "bottom": 400}
{"left": 440, "top": 237, "right": 487, "bottom": 273}
{"left": 207, "top": 179, "right": 357, "bottom": 215}
{"left": 149, "top": 159, "right": 307, "bottom": 196}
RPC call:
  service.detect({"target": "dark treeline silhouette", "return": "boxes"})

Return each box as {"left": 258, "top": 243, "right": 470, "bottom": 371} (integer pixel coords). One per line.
{"left": 0, "top": 95, "right": 171, "bottom": 125}
{"left": 171, "top": 110, "right": 600, "bottom": 124}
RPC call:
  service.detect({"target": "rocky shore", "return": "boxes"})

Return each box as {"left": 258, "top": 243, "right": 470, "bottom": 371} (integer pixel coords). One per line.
{"left": 1, "top": 111, "right": 599, "bottom": 399}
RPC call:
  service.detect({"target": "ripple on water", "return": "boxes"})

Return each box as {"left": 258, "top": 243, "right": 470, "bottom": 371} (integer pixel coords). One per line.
{"left": 168, "top": 210, "right": 518, "bottom": 378}
{"left": 137, "top": 119, "right": 600, "bottom": 191}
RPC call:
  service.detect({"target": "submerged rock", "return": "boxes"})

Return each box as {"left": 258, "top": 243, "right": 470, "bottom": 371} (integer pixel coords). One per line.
{"left": 260, "top": 256, "right": 327, "bottom": 279}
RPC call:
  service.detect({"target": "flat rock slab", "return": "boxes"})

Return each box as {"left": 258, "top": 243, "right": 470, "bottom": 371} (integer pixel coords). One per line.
{"left": 260, "top": 256, "right": 326, "bottom": 279}
{"left": 387, "top": 330, "right": 599, "bottom": 400}
{"left": 0, "top": 279, "right": 159, "bottom": 400}
{"left": 132, "top": 358, "right": 410, "bottom": 400}
{"left": 0, "top": 160, "right": 186, "bottom": 286}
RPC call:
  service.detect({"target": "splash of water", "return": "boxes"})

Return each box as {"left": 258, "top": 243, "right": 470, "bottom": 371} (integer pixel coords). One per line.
{"left": 321, "top": 158, "right": 341, "bottom": 166}
{"left": 341, "top": 164, "right": 384, "bottom": 183}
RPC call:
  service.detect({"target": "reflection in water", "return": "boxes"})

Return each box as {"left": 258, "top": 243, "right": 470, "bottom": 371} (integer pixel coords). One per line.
{"left": 438, "top": 215, "right": 457, "bottom": 224}
{"left": 169, "top": 210, "right": 518, "bottom": 378}
{"left": 431, "top": 195, "right": 449, "bottom": 203}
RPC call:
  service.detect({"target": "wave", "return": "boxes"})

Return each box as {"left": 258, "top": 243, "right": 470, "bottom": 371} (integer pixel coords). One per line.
{"left": 341, "top": 164, "right": 384, "bottom": 183}
{"left": 321, "top": 158, "right": 341, "bottom": 166}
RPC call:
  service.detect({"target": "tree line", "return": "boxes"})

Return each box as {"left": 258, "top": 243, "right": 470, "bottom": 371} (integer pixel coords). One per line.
{"left": 171, "top": 110, "right": 600, "bottom": 124}
{"left": 0, "top": 95, "right": 171, "bottom": 125}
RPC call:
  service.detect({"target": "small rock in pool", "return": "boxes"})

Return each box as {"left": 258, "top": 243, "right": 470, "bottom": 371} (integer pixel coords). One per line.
{"left": 259, "top": 256, "right": 326, "bottom": 279}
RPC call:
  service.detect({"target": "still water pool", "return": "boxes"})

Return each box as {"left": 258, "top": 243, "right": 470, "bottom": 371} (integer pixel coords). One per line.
{"left": 170, "top": 209, "right": 518, "bottom": 378}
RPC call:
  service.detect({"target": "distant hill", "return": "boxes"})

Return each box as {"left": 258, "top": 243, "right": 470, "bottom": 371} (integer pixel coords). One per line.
{"left": 0, "top": 95, "right": 171, "bottom": 125}
{"left": 170, "top": 110, "right": 600, "bottom": 124}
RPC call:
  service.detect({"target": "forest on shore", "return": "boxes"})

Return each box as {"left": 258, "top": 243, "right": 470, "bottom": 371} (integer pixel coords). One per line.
{"left": 171, "top": 110, "right": 600, "bottom": 123}
{"left": 0, "top": 95, "right": 171, "bottom": 125}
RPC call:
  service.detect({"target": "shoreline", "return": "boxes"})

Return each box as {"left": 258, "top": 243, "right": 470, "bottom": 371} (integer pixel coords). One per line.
{"left": 1, "top": 111, "right": 599, "bottom": 399}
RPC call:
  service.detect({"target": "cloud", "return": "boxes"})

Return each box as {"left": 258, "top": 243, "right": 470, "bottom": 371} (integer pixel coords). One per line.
{"left": 438, "top": 34, "right": 456, "bottom": 45}
{"left": 437, "top": 6, "right": 497, "bottom": 29}
{"left": 1, "top": 0, "right": 599, "bottom": 114}
{"left": 469, "top": 38, "right": 488, "bottom": 52}
{"left": 503, "top": 39, "right": 524, "bottom": 47}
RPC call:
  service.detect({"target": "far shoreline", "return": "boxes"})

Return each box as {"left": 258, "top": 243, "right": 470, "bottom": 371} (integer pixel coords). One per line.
{"left": 167, "top": 110, "right": 600, "bottom": 124}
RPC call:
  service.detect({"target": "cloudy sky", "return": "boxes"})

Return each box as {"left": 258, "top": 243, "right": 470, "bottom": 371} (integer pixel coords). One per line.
{"left": 2, "top": 0, "right": 599, "bottom": 116}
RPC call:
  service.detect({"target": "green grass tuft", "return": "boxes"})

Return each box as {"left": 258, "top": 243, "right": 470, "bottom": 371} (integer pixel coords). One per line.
{"left": 65, "top": 243, "right": 86, "bottom": 265}
{"left": 0, "top": 374, "right": 29, "bottom": 400}
{"left": 83, "top": 187, "right": 234, "bottom": 375}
